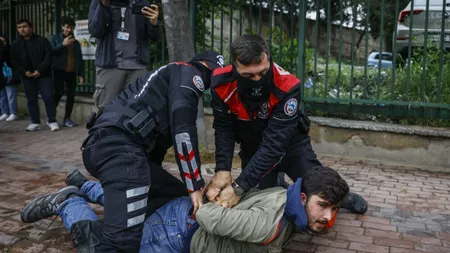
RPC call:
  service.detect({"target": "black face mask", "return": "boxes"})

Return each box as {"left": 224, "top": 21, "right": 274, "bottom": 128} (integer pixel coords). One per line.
{"left": 233, "top": 63, "right": 273, "bottom": 113}
{"left": 190, "top": 61, "right": 212, "bottom": 89}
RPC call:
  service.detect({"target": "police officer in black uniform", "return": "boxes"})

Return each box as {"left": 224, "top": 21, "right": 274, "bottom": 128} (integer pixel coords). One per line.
{"left": 207, "top": 35, "right": 367, "bottom": 215}
{"left": 80, "top": 51, "right": 225, "bottom": 253}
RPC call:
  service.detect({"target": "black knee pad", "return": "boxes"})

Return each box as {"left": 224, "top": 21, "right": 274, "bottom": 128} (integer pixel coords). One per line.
{"left": 70, "top": 220, "right": 104, "bottom": 253}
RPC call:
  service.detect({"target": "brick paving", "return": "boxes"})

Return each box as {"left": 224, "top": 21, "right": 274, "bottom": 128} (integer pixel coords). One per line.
{"left": 1, "top": 119, "right": 450, "bottom": 253}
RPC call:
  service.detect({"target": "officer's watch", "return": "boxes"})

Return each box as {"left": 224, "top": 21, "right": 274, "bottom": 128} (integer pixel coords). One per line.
{"left": 232, "top": 182, "right": 245, "bottom": 197}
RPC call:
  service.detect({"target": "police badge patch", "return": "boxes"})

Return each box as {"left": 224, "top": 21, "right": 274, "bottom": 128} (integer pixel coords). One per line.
{"left": 193, "top": 75, "right": 205, "bottom": 91}
{"left": 257, "top": 102, "right": 270, "bottom": 119}
{"left": 284, "top": 98, "right": 298, "bottom": 116}
{"left": 216, "top": 55, "right": 225, "bottom": 68}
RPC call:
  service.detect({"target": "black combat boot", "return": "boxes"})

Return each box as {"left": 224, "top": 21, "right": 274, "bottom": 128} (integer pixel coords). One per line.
{"left": 65, "top": 169, "right": 88, "bottom": 189}
{"left": 70, "top": 220, "right": 104, "bottom": 253}
{"left": 342, "top": 192, "right": 368, "bottom": 214}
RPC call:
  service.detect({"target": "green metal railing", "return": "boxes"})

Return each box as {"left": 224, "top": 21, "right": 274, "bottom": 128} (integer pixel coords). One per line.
{"left": 1, "top": 0, "right": 450, "bottom": 120}
{"left": 192, "top": 0, "right": 450, "bottom": 120}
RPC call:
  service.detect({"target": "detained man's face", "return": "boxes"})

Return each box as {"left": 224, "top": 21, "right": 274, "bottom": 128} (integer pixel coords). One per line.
{"left": 301, "top": 193, "right": 338, "bottom": 233}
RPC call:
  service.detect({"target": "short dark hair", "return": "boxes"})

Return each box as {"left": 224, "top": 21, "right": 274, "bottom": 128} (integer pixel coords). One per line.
{"left": 230, "top": 34, "right": 269, "bottom": 65}
{"left": 62, "top": 17, "right": 75, "bottom": 27}
{"left": 17, "top": 19, "right": 32, "bottom": 28}
{"left": 301, "top": 166, "right": 349, "bottom": 206}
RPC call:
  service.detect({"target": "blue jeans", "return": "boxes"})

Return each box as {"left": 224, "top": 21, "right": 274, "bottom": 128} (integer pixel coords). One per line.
{"left": 56, "top": 181, "right": 194, "bottom": 253}
{"left": 0, "top": 85, "right": 17, "bottom": 114}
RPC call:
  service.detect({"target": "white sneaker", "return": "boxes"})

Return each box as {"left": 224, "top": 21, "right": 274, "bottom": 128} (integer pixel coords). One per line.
{"left": 6, "top": 114, "right": 17, "bottom": 121}
{"left": 47, "top": 122, "right": 60, "bottom": 131}
{"left": 0, "top": 114, "right": 8, "bottom": 121}
{"left": 26, "top": 123, "right": 41, "bottom": 132}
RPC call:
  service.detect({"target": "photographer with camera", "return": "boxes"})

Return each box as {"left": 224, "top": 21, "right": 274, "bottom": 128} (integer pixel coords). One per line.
{"left": 88, "top": 0, "right": 161, "bottom": 109}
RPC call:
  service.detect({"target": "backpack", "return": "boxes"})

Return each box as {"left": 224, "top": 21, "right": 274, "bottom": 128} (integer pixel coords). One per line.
{"left": 2, "top": 62, "right": 12, "bottom": 85}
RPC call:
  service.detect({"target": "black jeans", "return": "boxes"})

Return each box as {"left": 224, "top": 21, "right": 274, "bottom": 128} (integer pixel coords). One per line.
{"left": 22, "top": 77, "right": 56, "bottom": 124}
{"left": 82, "top": 127, "right": 186, "bottom": 253}
{"left": 241, "top": 134, "right": 322, "bottom": 189}
{"left": 53, "top": 70, "right": 77, "bottom": 120}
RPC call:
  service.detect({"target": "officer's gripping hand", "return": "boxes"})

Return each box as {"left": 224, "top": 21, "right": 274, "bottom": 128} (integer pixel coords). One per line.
{"left": 205, "top": 187, "right": 221, "bottom": 203}
{"left": 205, "top": 171, "right": 232, "bottom": 201}
{"left": 190, "top": 190, "right": 204, "bottom": 215}
{"left": 216, "top": 185, "right": 240, "bottom": 208}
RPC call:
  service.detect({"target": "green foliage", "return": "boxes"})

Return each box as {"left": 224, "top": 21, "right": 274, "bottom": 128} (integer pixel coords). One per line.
{"left": 261, "top": 23, "right": 450, "bottom": 126}
{"left": 262, "top": 26, "right": 315, "bottom": 76}
{"left": 394, "top": 42, "right": 450, "bottom": 104}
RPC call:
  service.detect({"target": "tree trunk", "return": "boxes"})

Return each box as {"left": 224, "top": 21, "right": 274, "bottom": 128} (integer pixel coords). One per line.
{"left": 162, "top": 0, "right": 195, "bottom": 62}
{"left": 162, "top": 0, "right": 208, "bottom": 149}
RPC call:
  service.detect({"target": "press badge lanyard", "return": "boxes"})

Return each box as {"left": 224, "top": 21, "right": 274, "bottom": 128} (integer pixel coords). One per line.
{"left": 117, "top": 7, "right": 130, "bottom": 40}
{"left": 120, "top": 7, "right": 126, "bottom": 31}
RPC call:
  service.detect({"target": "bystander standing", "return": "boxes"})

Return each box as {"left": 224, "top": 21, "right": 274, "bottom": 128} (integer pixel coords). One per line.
{"left": 88, "top": 0, "right": 161, "bottom": 109}
{"left": 11, "top": 19, "right": 58, "bottom": 131}
{"left": 50, "top": 17, "right": 85, "bottom": 127}
{"left": 0, "top": 34, "right": 18, "bottom": 122}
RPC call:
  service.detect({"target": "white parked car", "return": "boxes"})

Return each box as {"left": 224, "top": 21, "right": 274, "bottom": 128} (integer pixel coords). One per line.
{"left": 367, "top": 52, "right": 393, "bottom": 68}
{"left": 393, "top": 0, "right": 450, "bottom": 59}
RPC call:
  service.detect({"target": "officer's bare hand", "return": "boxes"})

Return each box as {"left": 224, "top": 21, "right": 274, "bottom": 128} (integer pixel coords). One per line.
{"left": 216, "top": 185, "right": 240, "bottom": 208}
{"left": 142, "top": 5, "right": 159, "bottom": 25}
{"left": 205, "top": 187, "right": 220, "bottom": 203}
{"left": 205, "top": 171, "right": 232, "bottom": 201}
{"left": 189, "top": 190, "right": 204, "bottom": 215}
{"left": 99, "top": 0, "right": 110, "bottom": 7}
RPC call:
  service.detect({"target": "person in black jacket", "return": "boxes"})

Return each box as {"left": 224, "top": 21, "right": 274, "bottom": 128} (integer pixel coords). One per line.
{"left": 56, "top": 51, "right": 224, "bottom": 253}
{"left": 50, "top": 17, "right": 85, "bottom": 127}
{"left": 207, "top": 35, "right": 367, "bottom": 215}
{"left": 11, "top": 19, "right": 58, "bottom": 132}
{"left": 0, "top": 37, "right": 5, "bottom": 91}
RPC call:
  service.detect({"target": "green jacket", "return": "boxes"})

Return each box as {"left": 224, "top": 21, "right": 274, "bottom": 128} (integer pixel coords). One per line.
{"left": 190, "top": 187, "right": 295, "bottom": 253}
{"left": 49, "top": 33, "right": 85, "bottom": 78}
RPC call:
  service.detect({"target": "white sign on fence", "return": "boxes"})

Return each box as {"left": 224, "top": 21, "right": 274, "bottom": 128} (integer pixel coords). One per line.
{"left": 74, "top": 19, "right": 96, "bottom": 60}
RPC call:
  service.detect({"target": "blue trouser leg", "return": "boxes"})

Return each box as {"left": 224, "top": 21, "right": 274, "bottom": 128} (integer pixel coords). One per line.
{"left": 6, "top": 85, "right": 17, "bottom": 114}
{"left": 81, "top": 181, "right": 104, "bottom": 205}
{"left": 0, "top": 88, "right": 8, "bottom": 114}
{"left": 140, "top": 196, "right": 193, "bottom": 253}
{"left": 56, "top": 196, "right": 99, "bottom": 230}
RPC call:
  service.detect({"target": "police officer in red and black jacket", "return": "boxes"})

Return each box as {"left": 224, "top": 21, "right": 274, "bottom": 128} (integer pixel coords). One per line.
{"left": 77, "top": 51, "right": 225, "bottom": 253}
{"left": 207, "top": 35, "right": 367, "bottom": 215}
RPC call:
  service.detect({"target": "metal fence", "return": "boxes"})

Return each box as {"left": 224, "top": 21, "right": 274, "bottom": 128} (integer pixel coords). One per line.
{"left": 1, "top": 0, "right": 449, "bottom": 120}
{"left": 0, "top": 0, "right": 166, "bottom": 94}
{"left": 192, "top": 0, "right": 450, "bottom": 120}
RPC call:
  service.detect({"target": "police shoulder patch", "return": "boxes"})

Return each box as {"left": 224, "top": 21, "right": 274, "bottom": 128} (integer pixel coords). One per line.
{"left": 284, "top": 98, "right": 298, "bottom": 116}
{"left": 193, "top": 75, "right": 205, "bottom": 91}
